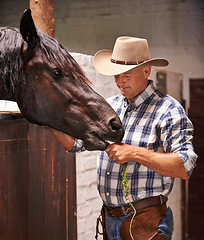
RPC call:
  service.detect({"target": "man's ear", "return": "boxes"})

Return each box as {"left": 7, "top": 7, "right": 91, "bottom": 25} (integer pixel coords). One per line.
{"left": 20, "top": 9, "right": 40, "bottom": 49}
{"left": 143, "top": 67, "right": 151, "bottom": 78}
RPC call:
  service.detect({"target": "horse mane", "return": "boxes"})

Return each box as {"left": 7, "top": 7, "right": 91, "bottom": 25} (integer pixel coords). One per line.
{"left": 37, "top": 29, "right": 91, "bottom": 85}
{"left": 0, "top": 27, "right": 24, "bottom": 99}
{"left": 0, "top": 26, "right": 91, "bottom": 100}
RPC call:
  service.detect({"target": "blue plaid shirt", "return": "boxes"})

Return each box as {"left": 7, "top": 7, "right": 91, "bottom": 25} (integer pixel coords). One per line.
{"left": 70, "top": 80, "right": 197, "bottom": 207}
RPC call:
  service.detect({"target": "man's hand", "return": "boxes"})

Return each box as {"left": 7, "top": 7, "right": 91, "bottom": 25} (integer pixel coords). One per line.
{"left": 105, "top": 143, "right": 138, "bottom": 164}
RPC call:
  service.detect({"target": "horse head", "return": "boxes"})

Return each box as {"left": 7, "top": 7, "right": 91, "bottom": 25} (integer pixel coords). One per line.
{"left": 16, "top": 9, "right": 124, "bottom": 150}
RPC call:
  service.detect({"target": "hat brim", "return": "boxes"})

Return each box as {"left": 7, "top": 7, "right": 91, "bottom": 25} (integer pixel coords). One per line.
{"left": 93, "top": 50, "right": 169, "bottom": 76}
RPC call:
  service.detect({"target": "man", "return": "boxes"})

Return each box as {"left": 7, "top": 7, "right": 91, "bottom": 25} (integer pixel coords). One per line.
{"left": 51, "top": 36, "right": 197, "bottom": 239}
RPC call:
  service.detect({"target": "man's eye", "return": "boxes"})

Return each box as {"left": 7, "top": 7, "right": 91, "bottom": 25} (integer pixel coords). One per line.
{"left": 53, "top": 68, "right": 63, "bottom": 77}
{"left": 123, "top": 75, "right": 130, "bottom": 78}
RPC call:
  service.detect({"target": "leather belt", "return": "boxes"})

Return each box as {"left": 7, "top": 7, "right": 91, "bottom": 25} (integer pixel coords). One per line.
{"left": 104, "top": 195, "right": 168, "bottom": 218}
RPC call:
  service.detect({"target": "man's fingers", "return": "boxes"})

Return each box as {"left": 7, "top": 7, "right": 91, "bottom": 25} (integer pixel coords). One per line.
{"left": 105, "top": 143, "right": 113, "bottom": 153}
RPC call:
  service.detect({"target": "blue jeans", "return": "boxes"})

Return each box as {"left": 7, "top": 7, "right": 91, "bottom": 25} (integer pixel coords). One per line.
{"left": 105, "top": 207, "right": 174, "bottom": 240}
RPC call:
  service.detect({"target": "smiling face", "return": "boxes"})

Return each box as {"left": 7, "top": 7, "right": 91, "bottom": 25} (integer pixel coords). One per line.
{"left": 114, "top": 67, "right": 151, "bottom": 103}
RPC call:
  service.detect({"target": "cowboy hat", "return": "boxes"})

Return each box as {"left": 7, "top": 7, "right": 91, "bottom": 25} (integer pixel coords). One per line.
{"left": 93, "top": 36, "right": 169, "bottom": 76}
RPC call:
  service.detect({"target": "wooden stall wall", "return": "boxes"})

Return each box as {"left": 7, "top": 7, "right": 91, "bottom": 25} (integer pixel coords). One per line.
{"left": 188, "top": 79, "right": 204, "bottom": 239}
{"left": 0, "top": 112, "right": 77, "bottom": 240}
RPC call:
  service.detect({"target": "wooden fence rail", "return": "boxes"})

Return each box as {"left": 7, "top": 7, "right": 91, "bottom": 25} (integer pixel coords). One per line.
{"left": 0, "top": 112, "right": 77, "bottom": 240}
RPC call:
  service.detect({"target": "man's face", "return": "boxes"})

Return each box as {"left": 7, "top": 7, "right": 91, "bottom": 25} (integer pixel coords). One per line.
{"left": 114, "top": 67, "right": 151, "bottom": 103}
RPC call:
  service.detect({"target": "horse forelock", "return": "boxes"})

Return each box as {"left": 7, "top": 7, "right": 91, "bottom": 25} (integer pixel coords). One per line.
{"left": 37, "top": 29, "right": 91, "bottom": 86}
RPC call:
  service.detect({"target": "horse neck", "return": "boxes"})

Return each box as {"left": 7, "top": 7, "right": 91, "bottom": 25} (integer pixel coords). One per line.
{"left": 0, "top": 27, "right": 24, "bottom": 101}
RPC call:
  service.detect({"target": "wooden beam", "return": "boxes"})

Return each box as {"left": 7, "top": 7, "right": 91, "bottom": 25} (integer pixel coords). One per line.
{"left": 30, "top": 0, "right": 55, "bottom": 37}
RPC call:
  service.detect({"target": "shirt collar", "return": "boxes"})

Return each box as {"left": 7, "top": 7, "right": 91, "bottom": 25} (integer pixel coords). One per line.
{"left": 123, "top": 80, "right": 155, "bottom": 109}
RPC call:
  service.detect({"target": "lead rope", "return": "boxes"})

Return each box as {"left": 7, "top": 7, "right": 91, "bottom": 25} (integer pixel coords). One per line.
{"left": 121, "top": 164, "right": 136, "bottom": 240}
{"left": 128, "top": 202, "right": 136, "bottom": 240}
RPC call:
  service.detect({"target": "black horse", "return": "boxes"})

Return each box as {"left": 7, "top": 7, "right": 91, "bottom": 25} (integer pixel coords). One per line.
{"left": 0, "top": 9, "right": 124, "bottom": 150}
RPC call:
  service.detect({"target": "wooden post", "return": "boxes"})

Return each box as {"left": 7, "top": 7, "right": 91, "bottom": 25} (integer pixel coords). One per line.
{"left": 30, "top": 0, "right": 55, "bottom": 37}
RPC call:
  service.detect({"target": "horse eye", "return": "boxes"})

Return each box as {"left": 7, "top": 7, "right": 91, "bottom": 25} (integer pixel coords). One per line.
{"left": 53, "top": 68, "right": 63, "bottom": 77}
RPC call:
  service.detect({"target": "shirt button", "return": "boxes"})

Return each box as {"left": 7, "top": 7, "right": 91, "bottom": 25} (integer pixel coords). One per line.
{"left": 106, "top": 192, "right": 109, "bottom": 196}
{"left": 107, "top": 172, "right": 110, "bottom": 175}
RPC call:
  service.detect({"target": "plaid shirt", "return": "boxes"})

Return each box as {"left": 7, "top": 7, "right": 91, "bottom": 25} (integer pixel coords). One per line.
{"left": 71, "top": 80, "right": 197, "bottom": 207}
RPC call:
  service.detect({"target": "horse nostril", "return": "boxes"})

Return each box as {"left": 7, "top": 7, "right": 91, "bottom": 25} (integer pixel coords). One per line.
{"left": 109, "top": 118, "right": 122, "bottom": 131}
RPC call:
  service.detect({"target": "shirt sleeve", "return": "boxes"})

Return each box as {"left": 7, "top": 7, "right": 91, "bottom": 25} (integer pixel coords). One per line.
{"left": 68, "top": 139, "right": 85, "bottom": 153}
{"left": 160, "top": 104, "right": 198, "bottom": 178}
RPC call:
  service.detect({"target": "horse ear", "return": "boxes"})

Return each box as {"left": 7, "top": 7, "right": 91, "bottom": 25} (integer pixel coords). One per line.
{"left": 20, "top": 9, "right": 40, "bottom": 49}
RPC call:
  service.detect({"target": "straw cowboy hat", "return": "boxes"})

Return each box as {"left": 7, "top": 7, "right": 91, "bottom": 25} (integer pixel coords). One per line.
{"left": 93, "top": 36, "right": 169, "bottom": 76}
